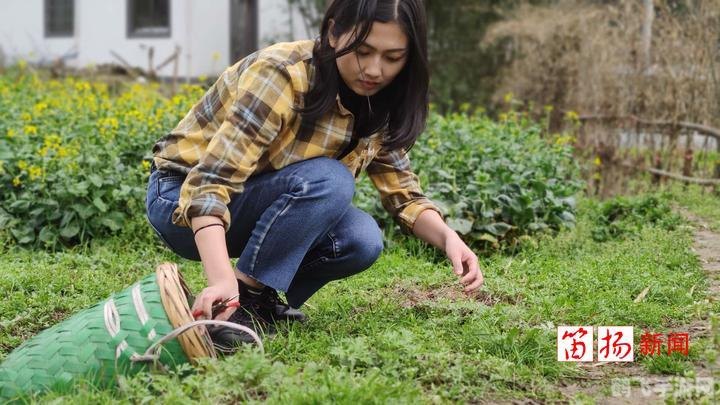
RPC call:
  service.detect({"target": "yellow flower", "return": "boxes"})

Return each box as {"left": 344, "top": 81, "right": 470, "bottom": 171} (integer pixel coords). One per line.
{"left": 12, "top": 176, "right": 21, "bottom": 187}
{"left": 198, "top": 74, "right": 208, "bottom": 83}
{"left": 28, "top": 166, "right": 43, "bottom": 180}
{"left": 17, "top": 160, "right": 28, "bottom": 171}
{"left": 544, "top": 105, "right": 554, "bottom": 113}
{"left": 554, "top": 135, "right": 575, "bottom": 146}
{"left": 17, "top": 59, "right": 27, "bottom": 70}
{"left": 44, "top": 134, "right": 61, "bottom": 148}
{"left": 106, "top": 117, "right": 119, "bottom": 129}
{"left": 74, "top": 82, "right": 91, "bottom": 92}
{"left": 96, "top": 83, "right": 108, "bottom": 93}
{"left": 212, "top": 51, "right": 222, "bottom": 62}
{"left": 499, "top": 113, "right": 508, "bottom": 121}
{"left": 21, "top": 112, "right": 32, "bottom": 122}
{"left": 57, "top": 146, "right": 69, "bottom": 158}
{"left": 565, "top": 110, "right": 580, "bottom": 122}
{"left": 33, "top": 102, "right": 48, "bottom": 115}
{"left": 0, "top": 161, "right": 4, "bottom": 175}
{"left": 142, "top": 160, "right": 151, "bottom": 170}
{"left": 38, "top": 146, "right": 49, "bottom": 157}
{"left": 6, "top": 128, "right": 16, "bottom": 138}
{"left": 503, "top": 92, "right": 514, "bottom": 104}
{"left": 593, "top": 156, "right": 602, "bottom": 166}
{"left": 65, "top": 161, "right": 79, "bottom": 172}
{"left": 24, "top": 125, "right": 38, "bottom": 135}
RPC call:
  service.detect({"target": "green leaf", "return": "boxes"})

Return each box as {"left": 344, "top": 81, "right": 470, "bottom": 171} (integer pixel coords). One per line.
{"left": 9, "top": 200, "right": 30, "bottom": 211}
{"left": 447, "top": 217, "right": 473, "bottom": 235}
{"left": 60, "top": 211, "right": 76, "bottom": 228}
{"left": 88, "top": 174, "right": 103, "bottom": 188}
{"left": 93, "top": 197, "right": 108, "bottom": 213}
{"left": 482, "top": 222, "right": 513, "bottom": 237}
{"left": 100, "top": 212, "right": 124, "bottom": 231}
{"left": 68, "top": 181, "right": 89, "bottom": 197}
{"left": 60, "top": 221, "right": 80, "bottom": 239}
{"left": 72, "top": 204, "right": 95, "bottom": 220}
{"left": 10, "top": 226, "right": 35, "bottom": 244}
{"left": 477, "top": 233, "right": 499, "bottom": 244}
{"left": 0, "top": 210, "right": 13, "bottom": 228}
{"left": 0, "top": 141, "right": 12, "bottom": 159}
{"left": 559, "top": 211, "right": 576, "bottom": 224}
{"left": 29, "top": 207, "right": 44, "bottom": 217}
{"left": 39, "top": 226, "right": 57, "bottom": 244}
{"left": 47, "top": 210, "right": 63, "bottom": 221}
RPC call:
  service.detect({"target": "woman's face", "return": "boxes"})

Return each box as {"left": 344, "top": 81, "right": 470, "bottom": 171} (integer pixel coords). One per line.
{"left": 329, "top": 20, "right": 409, "bottom": 96}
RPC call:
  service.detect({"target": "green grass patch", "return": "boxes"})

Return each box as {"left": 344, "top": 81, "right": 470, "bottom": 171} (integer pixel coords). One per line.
{"left": 0, "top": 197, "right": 713, "bottom": 403}
{"left": 663, "top": 183, "right": 720, "bottom": 232}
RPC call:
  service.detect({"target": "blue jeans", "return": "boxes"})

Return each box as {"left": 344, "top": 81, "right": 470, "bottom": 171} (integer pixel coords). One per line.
{"left": 145, "top": 157, "right": 384, "bottom": 308}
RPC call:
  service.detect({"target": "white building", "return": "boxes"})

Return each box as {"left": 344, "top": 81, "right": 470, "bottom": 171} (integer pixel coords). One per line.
{"left": 0, "top": 0, "right": 315, "bottom": 78}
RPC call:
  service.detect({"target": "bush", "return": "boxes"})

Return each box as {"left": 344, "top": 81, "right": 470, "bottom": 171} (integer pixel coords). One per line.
{"left": 356, "top": 110, "right": 584, "bottom": 251}
{"left": 0, "top": 66, "right": 204, "bottom": 249}
{"left": 590, "top": 194, "right": 683, "bottom": 242}
{"left": 1, "top": 68, "right": 581, "bottom": 252}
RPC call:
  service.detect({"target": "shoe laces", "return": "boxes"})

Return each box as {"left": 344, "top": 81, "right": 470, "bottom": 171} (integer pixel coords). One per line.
{"left": 261, "top": 287, "right": 287, "bottom": 308}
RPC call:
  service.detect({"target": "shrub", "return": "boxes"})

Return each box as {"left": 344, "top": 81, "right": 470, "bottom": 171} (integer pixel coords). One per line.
{"left": 590, "top": 194, "right": 683, "bottom": 242}
{"left": 0, "top": 66, "right": 204, "bottom": 249}
{"left": 356, "top": 110, "right": 584, "bottom": 251}
{"left": 1, "top": 67, "right": 581, "bottom": 252}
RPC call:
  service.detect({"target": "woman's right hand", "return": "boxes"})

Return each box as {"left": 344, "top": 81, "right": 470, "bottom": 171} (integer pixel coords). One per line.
{"left": 191, "top": 279, "right": 239, "bottom": 321}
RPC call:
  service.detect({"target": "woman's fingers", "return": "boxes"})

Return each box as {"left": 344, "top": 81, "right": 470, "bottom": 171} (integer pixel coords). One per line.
{"left": 460, "top": 267, "right": 475, "bottom": 284}
{"left": 191, "top": 290, "right": 217, "bottom": 320}
{"left": 464, "top": 270, "right": 484, "bottom": 292}
{"left": 215, "top": 305, "right": 237, "bottom": 322}
{"left": 460, "top": 255, "right": 479, "bottom": 284}
{"left": 449, "top": 254, "right": 464, "bottom": 276}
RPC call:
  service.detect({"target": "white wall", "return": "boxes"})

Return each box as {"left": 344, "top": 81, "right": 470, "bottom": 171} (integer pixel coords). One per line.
{"left": 0, "top": 0, "right": 314, "bottom": 78}
{"left": 75, "top": 0, "right": 230, "bottom": 78}
{"left": 0, "top": 0, "right": 279, "bottom": 78}
{"left": 0, "top": 0, "right": 77, "bottom": 63}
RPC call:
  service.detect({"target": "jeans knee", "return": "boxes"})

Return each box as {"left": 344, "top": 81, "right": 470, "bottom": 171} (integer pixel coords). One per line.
{"left": 346, "top": 220, "right": 384, "bottom": 269}
{"left": 302, "top": 157, "right": 355, "bottom": 207}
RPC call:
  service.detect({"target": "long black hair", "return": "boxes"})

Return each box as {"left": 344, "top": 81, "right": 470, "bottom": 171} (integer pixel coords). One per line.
{"left": 296, "top": 0, "right": 429, "bottom": 152}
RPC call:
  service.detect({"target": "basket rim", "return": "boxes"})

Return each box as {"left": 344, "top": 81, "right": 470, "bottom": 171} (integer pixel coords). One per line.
{"left": 155, "top": 262, "right": 216, "bottom": 360}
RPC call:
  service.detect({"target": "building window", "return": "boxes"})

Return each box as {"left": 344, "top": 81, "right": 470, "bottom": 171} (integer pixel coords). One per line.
{"left": 44, "top": 0, "right": 74, "bottom": 38}
{"left": 127, "top": 0, "right": 171, "bottom": 38}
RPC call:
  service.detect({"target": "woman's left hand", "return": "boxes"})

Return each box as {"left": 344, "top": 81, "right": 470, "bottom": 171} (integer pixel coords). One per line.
{"left": 444, "top": 233, "right": 484, "bottom": 293}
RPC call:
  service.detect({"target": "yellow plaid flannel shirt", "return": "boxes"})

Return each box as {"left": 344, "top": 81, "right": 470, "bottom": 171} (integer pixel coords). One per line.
{"left": 151, "top": 39, "right": 443, "bottom": 235}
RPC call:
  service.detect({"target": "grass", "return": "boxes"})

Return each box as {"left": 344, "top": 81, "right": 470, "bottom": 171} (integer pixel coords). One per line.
{"left": 0, "top": 197, "right": 717, "bottom": 403}
{"left": 664, "top": 183, "right": 720, "bottom": 232}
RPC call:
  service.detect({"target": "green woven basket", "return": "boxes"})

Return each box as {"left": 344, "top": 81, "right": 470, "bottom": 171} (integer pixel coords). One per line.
{"left": 0, "top": 263, "right": 216, "bottom": 400}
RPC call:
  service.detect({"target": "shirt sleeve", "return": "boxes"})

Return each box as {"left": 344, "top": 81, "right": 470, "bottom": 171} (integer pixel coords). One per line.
{"left": 171, "top": 60, "right": 295, "bottom": 229}
{"left": 365, "top": 146, "right": 444, "bottom": 235}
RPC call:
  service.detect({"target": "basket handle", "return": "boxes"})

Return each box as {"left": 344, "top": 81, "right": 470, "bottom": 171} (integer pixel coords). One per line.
{"left": 131, "top": 320, "right": 263, "bottom": 363}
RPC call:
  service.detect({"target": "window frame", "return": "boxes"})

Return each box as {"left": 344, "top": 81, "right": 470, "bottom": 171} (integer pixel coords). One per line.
{"left": 44, "top": 0, "right": 75, "bottom": 38}
{"left": 126, "top": 0, "right": 172, "bottom": 39}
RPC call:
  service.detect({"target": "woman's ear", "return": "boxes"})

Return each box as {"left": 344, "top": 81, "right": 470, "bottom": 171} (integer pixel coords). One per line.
{"left": 328, "top": 19, "right": 337, "bottom": 49}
